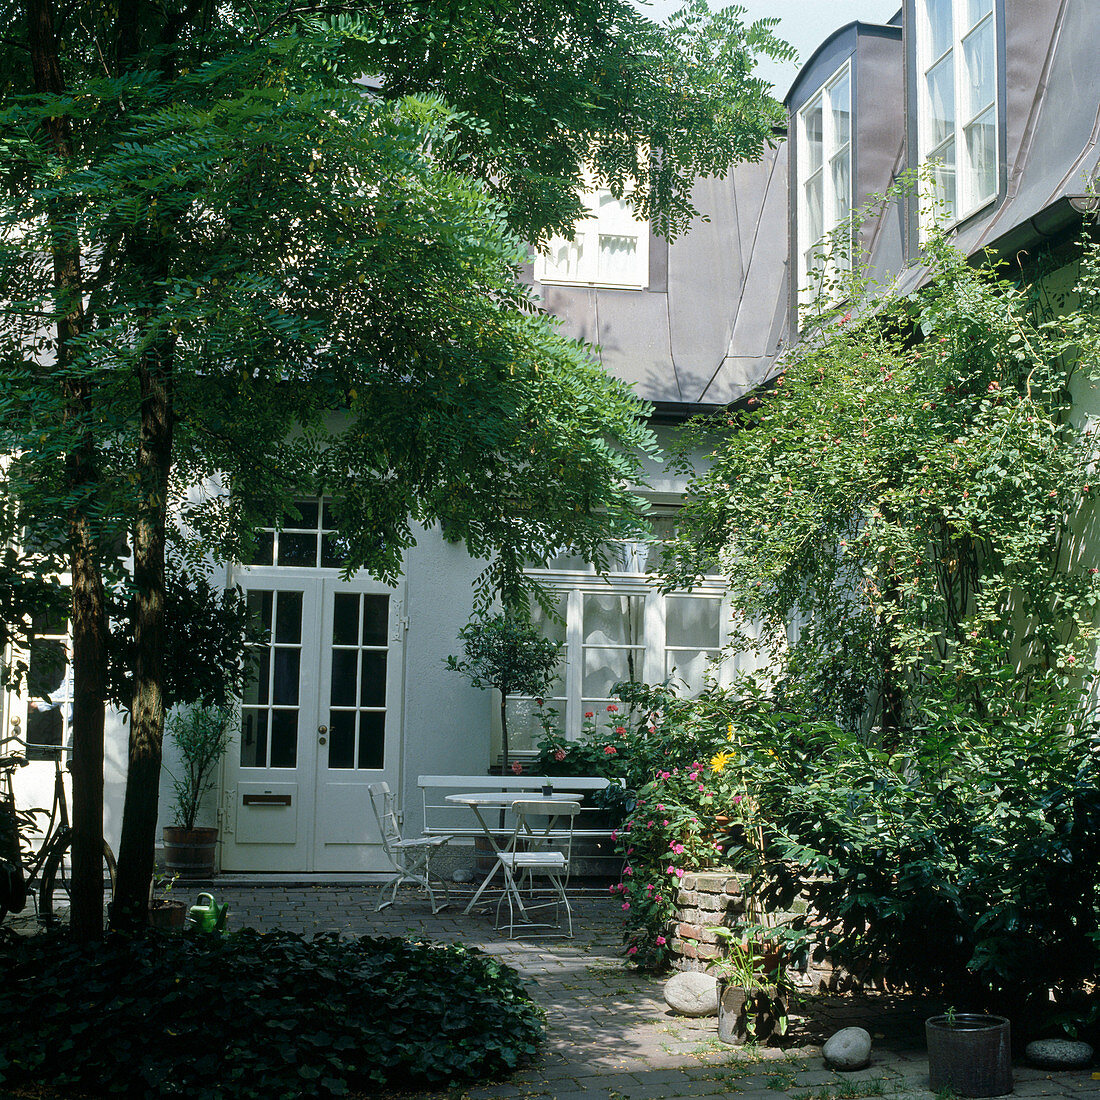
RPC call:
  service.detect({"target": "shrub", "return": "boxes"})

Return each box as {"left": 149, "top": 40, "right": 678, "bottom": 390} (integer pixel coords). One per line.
{"left": 0, "top": 928, "right": 544, "bottom": 1097}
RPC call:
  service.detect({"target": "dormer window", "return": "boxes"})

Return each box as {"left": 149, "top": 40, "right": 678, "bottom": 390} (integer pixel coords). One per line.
{"left": 916, "top": 0, "right": 998, "bottom": 228}
{"left": 535, "top": 188, "right": 650, "bottom": 290}
{"left": 796, "top": 62, "right": 852, "bottom": 307}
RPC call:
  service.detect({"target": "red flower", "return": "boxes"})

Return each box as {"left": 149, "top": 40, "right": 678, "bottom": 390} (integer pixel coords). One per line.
{"left": 604, "top": 745, "right": 617, "bottom": 755}
{"left": 606, "top": 704, "right": 619, "bottom": 713}
{"left": 510, "top": 761, "right": 524, "bottom": 775}
{"left": 614, "top": 726, "right": 626, "bottom": 735}
{"left": 554, "top": 748, "right": 566, "bottom": 762}
{"left": 584, "top": 711, "right": 594, "bottom": 719}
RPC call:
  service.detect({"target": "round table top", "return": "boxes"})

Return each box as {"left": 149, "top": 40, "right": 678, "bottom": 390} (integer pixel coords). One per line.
{"left": 444, "top": 792, "right": 579, "bottom": 807}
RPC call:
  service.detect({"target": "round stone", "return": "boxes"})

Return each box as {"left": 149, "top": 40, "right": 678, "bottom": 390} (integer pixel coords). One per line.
{"left": 663, "top": 971, "right": 719, "bottom": 1017}
{"left": 823, "top": 1026, "right": 872, "bottom": 1071}
{"left": 451, "top": 868, "right": 474, "bottom": 883}
{"left": 1025, "top": 1039, "right": 1093, "bottom": 1069}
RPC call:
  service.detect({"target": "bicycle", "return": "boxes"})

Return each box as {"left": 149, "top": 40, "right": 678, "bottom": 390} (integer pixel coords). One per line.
{"left": 0, "top": 717, "right": 117, "bottom": 924}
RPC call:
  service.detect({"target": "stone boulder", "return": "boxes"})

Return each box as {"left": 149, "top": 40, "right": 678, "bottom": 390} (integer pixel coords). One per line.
{"left": 823, "top": 1026, "right": 872, "bottom": 1071}
{"left": 663, "top": 971, "right": 718, "bottom": 1017}
{"left": 1024, "top": 1039, "right": 1093, "bottom": 1069}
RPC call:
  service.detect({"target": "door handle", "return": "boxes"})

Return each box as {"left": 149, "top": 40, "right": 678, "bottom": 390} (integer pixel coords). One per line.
{"left": 318, "top": 725, "right": 327, "bottom": 745}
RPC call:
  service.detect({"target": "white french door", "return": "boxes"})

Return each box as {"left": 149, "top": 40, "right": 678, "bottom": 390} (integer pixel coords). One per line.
{"left": 220, "top": 573, "right": 404, "bottom": 873}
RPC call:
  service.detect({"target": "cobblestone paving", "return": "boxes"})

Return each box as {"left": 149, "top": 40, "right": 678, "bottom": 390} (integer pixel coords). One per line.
{"left": 156, "top": 882, "right": 1100, "bottom": 1100}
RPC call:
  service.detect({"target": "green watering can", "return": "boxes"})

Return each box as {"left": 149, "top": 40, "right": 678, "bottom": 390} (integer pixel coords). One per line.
{"left": 187, "top": 892, "right": 229, "bottom": 933}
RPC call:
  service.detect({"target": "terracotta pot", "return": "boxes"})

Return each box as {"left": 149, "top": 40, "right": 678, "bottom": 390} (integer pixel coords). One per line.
{"left": 926, "top": 1014, "right": 1012, "bottom": 1097}
{"left": 148, "top": 898, "right": 187, "bottom": 930}
{"left": 162, "top": 826, "right": 218, "bottom": 878}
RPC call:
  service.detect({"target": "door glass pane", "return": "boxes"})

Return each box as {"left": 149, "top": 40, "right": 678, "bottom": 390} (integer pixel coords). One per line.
{"left": 361, "top": 596, "right": 388, "bottom": 646}
{"left": 269, "top": 710, "right": 298, "bottom": 768}
{"left": 358, "top": 712, "right": 385, "bottom": 770}
{"left": 247, "top": 531, "right": 274, "bottom": 566}
{"left": 328, "top": 711, "right": 355, "bottom": 769}
{"left": 240, "top": 709, "right": 268, "bottom": 768}
{"left": 582, "top": 594, "right": 644, "bottom": 646}
{"left": 360, "top": 652, "right": 387, "bottom": 708}
{"left": 289, "top": 500, "right": 319, "bottom": 528}
{"left": 274, "top": 592, "right": 302, "bottom": 644}
{"left": 333, "top": 593, "right": 359, "bottom": 646}
{"left": 271, "top": 649, "right": 300, "bottom": 706}
{"left": 320, "top": 533, "right": 345, "bottom": 569}
{"left": 666, "top": 597, "right": 721, "bottom": 649}
{"left": 965, "top": 107, "right": 997, "bottom": 205}
{"left": 330, "top": 649, "right": 359, "bottom": 707}
{"left": 924, "top": 0, "right": 953, "bottom": 60}
{"left": 962, "top": 16, "right": 994, "bottom": 118}
{"left": 925, "top": 55, "right": 956, "bottom": 149}
{"left": 248, "top": 590, "right": 273, "bottom": 633}
{"left": 243, "top": 648, "right": 270, "bottom": 706}
{"left": 278, "top": 532, "right": 317, "bottom": 568}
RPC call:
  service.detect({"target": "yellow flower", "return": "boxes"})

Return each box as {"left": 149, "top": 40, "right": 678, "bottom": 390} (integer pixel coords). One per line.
{"left": 726, "top": 722, "right": 735, "bottom": 742}
{"left": 710, "top": 751, "right": 733, "bottom": 774}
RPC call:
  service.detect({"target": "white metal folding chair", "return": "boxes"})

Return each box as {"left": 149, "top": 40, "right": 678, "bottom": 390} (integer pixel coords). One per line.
{"left": 494, "top": 799, "right": 580, "bottom": 938}
{"left": 368, "top": 782, "right": 452, "bottom": 914}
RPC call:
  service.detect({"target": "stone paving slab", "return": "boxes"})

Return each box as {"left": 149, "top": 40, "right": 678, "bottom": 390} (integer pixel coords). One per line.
{"left": 15, "top": 882, "right": 1100, "bottom": 1100}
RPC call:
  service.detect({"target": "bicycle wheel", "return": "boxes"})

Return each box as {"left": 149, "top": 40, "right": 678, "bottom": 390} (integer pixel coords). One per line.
{"left": 38, "top": 828, "right": 117, "bottom": 924}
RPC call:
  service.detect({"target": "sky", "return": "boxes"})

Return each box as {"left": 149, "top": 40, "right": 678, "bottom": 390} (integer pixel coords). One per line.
{"left": 636, "top": 0, "right": 903, "bottom": 99}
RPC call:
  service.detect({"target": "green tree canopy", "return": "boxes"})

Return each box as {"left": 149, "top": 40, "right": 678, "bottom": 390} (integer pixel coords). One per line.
{"left": 0, "top": 0, "right": 788, "bottom": 935}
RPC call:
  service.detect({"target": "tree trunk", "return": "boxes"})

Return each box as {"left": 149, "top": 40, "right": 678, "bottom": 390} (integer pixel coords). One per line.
{"left": 28, "top": 0, "right": 108, "bottom": 943}
{"left": 111, "top": 338, "right": 174, "bottom": 931}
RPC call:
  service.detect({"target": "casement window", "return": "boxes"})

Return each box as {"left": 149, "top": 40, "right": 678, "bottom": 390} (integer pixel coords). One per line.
{"left": 506, "top": 516, "right": 729, "bottom": 747}
{"left": 797, "top": 62, "right": 853, "bottom": 307}
{"left": 22, "top": 612, "right": 72, "bottom": 762}
{"left": 535, "top": 189, "right": 650, "bottom": 290}
{"left": 916, "top": 0, "right": 998, "bottom": 228}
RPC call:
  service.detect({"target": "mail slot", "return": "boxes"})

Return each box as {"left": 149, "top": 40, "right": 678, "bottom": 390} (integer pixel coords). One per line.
{"left": 242, "top": 793, "right": 292, "bottom": 806}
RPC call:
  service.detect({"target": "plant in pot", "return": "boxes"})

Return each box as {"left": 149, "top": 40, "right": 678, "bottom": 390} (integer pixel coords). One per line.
{"left": 709, "top": 927, "right": 789, "bottom": 1045}
{"left": 446, "top": 612, "right": 560, "bottom": 778}
{"left": 926, "top": 1006, "right": 1013, "bottom": 1098}
{"left": 162, "top": 706, "right": 233, "bottom": 878}
{"left": 147, "top": 871, "right": 186, "bottom": 929}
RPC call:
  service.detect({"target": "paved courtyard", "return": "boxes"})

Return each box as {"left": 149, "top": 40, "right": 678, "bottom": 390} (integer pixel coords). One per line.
{"left": 148, "top": 881, "right": 1100, "bottom": 1100}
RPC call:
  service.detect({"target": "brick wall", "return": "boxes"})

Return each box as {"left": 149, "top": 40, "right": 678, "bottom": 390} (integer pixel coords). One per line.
{"left": 669, "top": 870, "right": 747, "bottom": 972}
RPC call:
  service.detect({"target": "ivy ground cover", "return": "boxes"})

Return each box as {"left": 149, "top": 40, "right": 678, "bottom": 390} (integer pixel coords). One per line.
{"left": 0, "top": 928, "right": 543, "bottom": 1098}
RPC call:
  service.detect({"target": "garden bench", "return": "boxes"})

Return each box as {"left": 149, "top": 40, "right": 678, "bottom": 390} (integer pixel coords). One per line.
{"left": 418, "top": 774, "right": 622, "bottom": 843}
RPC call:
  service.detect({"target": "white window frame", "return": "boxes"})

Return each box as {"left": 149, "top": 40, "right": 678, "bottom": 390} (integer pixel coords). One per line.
{"left": 534, "top": 188, "right": 650, "bottom": 291}
{"left": 916, "top": 0, "right": 999, "bottom": 231}
{"left": 797, "top": 61, "right": 853, "bottom": 309}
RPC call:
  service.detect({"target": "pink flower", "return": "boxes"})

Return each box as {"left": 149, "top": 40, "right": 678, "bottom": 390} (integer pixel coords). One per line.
{"left": 688, "top": 772, "right": 699, "bottom": 781}
{"left": 607, "top": 704, "right": 619, "bottom": 713}
{"left": 669, "top": 842, "right": 685, "bottom": 855}
{"left": 663, "top": 820, "right": 669, "bottom": 826}
{"left": 648, "top": 821, "right": 654, "bottom": 828}
{"left": 627, "top": 946, "right": 638, "bottom": 956}
{"left": 608, "top": 884, "right": 617, "bottom": 894}
{"left": 554, "top": 748, "right": 566, "bottom": 762}
{"left": 655, "top": 935, "right": 666, "bottom": 946}
{"left": 604, "top": 745, "right": 617, "bottom": 755}
{"left": 511, "top": 761, "right": 523, "bottom": 775}
{"left": 622, "top": 902, "right": 630, "bottom": 910}
{"left": 626, "top": 847, "right": 634, "bottom": 855}
{"left": 676, "top": 868, "right": 684, "bottom": 878}
{"left": 624, "top": 865, "right": 633, "bottom": 875}
{"left": 610, "top": 829, "right": 618, "bottom": 841}
{"left": 667, "top": 865, "right": 676, "bottom": 875}
{"left": 657, "top": 804, "right": 664, "bottom": 811}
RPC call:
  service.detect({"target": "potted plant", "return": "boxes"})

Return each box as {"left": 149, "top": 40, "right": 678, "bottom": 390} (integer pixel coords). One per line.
{"left": 446, "top": 612, "right": 559, "bottom": 777}
{"left": 709, "top": 928, "right": 789, "bottom": 1045}
{"left": 162, "top": 705, "right": 233, "bottom": 878}
{"left": 925, "top": 1008, "right": 1012, "bottom": 1097}
{"left": 147, "top": 871, "right": 186, "bottom": 929}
